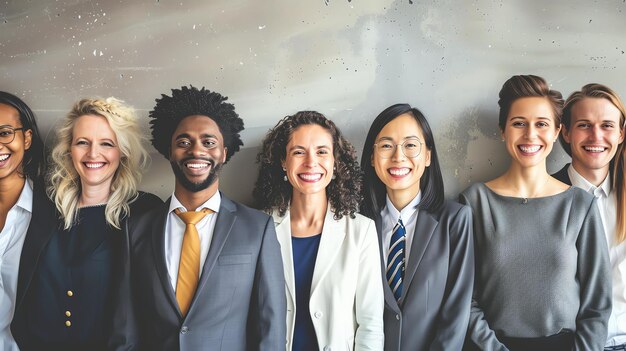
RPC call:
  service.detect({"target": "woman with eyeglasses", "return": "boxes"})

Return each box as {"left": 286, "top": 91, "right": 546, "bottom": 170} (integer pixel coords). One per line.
{"left": 0, "top": 92, "right": 47, "bottom": 351}
{"left": 460, "top": 75, "right": 611, "bottom": 351}
{"left": 360, "top": 104, "right": 474, "bottom": 351}
{"left": 253, "top": 111, "right": 384, "bottom": 351}
{"left": 11, "top": 98, "right": 162, "bottom": 351}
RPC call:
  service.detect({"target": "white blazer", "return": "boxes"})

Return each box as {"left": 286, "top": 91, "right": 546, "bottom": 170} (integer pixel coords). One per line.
{"left": 273, "top": 206, "right": 384, "bottom": 351}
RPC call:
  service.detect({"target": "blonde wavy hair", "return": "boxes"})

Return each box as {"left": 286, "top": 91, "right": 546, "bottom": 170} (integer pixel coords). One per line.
{"left": 48, "top": 97, "right": 149, "bottom": 229}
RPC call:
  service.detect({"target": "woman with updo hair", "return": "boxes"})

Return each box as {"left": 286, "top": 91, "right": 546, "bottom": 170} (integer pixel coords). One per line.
{"left": 461, "top": 75, "right": 611, "bottom": 351}
{"left": 11, "top": 97, "right": 162, "bottom": 351}
{"left": 254, "top": 111, "right": 384, "bottom": 351}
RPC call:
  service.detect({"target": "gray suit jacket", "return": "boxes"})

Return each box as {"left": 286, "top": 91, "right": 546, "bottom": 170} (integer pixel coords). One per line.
{"left": 374, "top": 201, "right": 474, "bottom": 351}
{"left": 552, "top": 164, "right": 572, "bottom": 185}
{"left": 127, "top": 193, "right": 286, "bottom": 351}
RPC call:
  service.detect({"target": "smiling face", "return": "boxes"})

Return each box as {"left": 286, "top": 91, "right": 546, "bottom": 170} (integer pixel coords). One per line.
{"left": 502, "top": 97, "right": 560, "bottom": 169}
{"left": 170, "top": 115, "right": 226, "bottom": 194}
{"left": 282, "top": 124, "right": 334, "bottom": 198}
{"left": 562, "top": 97, "right": 624, "bottom": 180}
{"left": 0, "top": 103, "right": 31, "bottom": 182}
{"left": 70, "top": 114, "right": 121, "bottom": 190}
{"left": 372, "top": 113, "right": 431, "bottom": 200}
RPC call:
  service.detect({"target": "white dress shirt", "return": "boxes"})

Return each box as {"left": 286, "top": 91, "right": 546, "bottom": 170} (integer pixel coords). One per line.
{"left": 568, "top": 165, "right": 626, "bottom": 346}
{"left": 0, "top": 180, "right": 32, "bottom": 351}
{"left": 164, "top": 191, "right": 220, "bottom": 292}
{"left": 380, "top": 192, "right": 421, "bottom": 267}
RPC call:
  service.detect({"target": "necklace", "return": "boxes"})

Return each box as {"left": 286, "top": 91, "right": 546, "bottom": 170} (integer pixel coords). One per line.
{"left": 510, "top": 175, "right": 551, "bottom": 204}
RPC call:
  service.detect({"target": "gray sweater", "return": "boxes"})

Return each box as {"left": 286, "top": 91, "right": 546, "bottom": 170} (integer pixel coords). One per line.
{"left": 460, "top": 183, "right": 611, "bottom": 351}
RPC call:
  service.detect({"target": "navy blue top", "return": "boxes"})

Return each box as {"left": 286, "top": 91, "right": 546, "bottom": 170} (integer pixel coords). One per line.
{"left": 292, "top": 234, "right": 321, "bottom": 351}
{"left": 24, "top": 205, "right": 119, "bottom": 351}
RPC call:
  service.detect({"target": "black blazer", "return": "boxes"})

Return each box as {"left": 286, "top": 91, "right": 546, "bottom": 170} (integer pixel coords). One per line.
{"left": 11, "top": 190, "right": 162, "bottom": 351}
{"left": 552, "top": 164, "right": 572, "bottom": 185}
{"left": 126, "top": 194, "right": 286, "bottom": 351}
{"left": 374, "top": 200, "right": 475, "bottom": 351}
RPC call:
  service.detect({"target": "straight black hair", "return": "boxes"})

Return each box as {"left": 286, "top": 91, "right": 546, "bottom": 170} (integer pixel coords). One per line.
{"left": 360, "top": 103, "right": 444, "bottom": 218}
{"left": 0, "top": 91, "right": 46, "bottom": 181}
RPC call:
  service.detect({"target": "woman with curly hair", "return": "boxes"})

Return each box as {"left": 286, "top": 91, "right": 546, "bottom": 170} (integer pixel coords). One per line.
{"left": 11, "top": 97, "right": 162, "bottom": 351}
{"left": 253, "top": 111, "right": 384, "bottom": 351}
{"left": 360, "top": 104, "right": 474, "bottom": 351}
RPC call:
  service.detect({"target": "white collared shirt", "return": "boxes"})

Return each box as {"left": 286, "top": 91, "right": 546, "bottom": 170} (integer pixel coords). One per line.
{"left": 164, "top": 191, "right": 221, "bottom": 292}
{"left": 568, "top": 165, "right": 626, "bottom": 346}
{"left": 0, "top": 180, "right": 32, "bottom": 351}
{"left": 380, "top": 192, "right": 421, "bottom": 267}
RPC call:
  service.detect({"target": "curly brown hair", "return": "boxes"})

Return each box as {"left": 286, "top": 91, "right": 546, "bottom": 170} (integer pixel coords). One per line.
{"left": 253, "top": 111, "right": 363, "bottom": 220}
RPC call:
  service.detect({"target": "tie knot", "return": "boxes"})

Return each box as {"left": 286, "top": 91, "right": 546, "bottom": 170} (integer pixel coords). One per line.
{"left": 175, "top": 208, "right": 213, "bottom": 225}
{"left": 397, "top": 217, "right": 404, "bottom": 227}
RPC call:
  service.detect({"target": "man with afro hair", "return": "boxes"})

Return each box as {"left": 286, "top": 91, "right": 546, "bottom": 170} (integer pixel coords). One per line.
{"left": 124, "top": 86, "right": 286, "bottom": 351}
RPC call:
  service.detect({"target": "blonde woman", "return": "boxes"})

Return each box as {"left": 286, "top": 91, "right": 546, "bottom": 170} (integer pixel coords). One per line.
{"left": 11, "top": 98, "right": 162, "bottom": 351}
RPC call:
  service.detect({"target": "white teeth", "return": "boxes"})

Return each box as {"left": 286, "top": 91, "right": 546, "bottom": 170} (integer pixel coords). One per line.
{"left": 0, "top": 155, "right": 8, "bottom": 161}
{"left": 299, "top": 173, "right": 322, "bottom": 181}
{"left": 584, "top": 146, "right": 606, "bottom": 153}
{"left": 519, "top": 145, "right": 540, "bottom": 153}
{"left": 186, "top": 163, "right": 208, "bottom": 169}
{"left": 85, "top": 162, "right": 104, "bottom": 169}
{"left": 389, "top": 168, "right": 410, "bottom": 176}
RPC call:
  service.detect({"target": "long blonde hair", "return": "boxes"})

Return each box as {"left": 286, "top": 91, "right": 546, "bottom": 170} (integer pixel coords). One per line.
{"left": 48, "top": 97, "right": 149, "bottom": 229}
{"left": 562, "top": 83, "right": 626, "bottom": 243}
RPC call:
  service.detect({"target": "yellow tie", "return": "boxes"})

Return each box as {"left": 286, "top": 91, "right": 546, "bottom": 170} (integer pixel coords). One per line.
{"left": 174, "top": 208, "right": 213, "bottom": 316}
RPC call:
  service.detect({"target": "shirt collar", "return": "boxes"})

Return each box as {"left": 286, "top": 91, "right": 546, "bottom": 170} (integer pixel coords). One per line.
{"left": 568, "top": 164, "right": 611, "bottom": 198}
{"left": 382, "top": 191, "right": 421, "bottom": 223}
{"left": 16, "top": 179, "right": 33, "bottom": 213}
{"left": 169, "top": 190, "right": 221, "bottom": 214}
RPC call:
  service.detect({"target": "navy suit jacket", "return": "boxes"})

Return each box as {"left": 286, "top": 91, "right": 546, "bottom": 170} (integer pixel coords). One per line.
{"left": 12, "top": 189, "right": 161, "bottom": 351}
{"left": 374, "top": 201, "right": 475, "bottom": 351}
{"left": 126, "top": 193, "right": 286, "bottom": 351}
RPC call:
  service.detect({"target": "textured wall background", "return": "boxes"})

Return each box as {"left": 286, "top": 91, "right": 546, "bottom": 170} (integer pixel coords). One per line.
{"left": 2, "top": 0, "right": 625, "bottom": 204}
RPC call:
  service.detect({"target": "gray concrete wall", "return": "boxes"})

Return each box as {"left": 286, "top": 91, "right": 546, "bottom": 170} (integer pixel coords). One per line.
{"left": 2, "top": 0, "right": 625, "bottom": 204}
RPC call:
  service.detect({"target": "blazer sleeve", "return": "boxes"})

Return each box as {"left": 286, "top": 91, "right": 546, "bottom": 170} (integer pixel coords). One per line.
{"left": 107, "top": 218, "right": 140, "bottom": 351}
{"left": 108, "top": 193, "right": 163, "bottom": 351}
{"left": 429, "top": 204, "right": 474, "bottom": 351}
{"left": 251, "top": 215, "right": 287, "bottom": 351}
{"left": 574, "top": 197, "right": 611, "bottom": 351}
{"left": 354, "top": 219, "right": 385, "bottom": 351}
{"left": 459, "top": 193, "right": 509, "bottom": 351}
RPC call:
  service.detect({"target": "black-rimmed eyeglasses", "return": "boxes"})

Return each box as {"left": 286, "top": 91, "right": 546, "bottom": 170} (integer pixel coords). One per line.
{"left": 0, "top": 126, "right": 25, "bottom": 145}
{"left": 374, "top": 138, "right": 423, "bottom": 159}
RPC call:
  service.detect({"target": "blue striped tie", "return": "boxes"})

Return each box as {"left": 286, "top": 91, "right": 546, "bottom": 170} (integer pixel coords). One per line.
{"left": 386, "top": 218, "right": 406, "bottom": 301}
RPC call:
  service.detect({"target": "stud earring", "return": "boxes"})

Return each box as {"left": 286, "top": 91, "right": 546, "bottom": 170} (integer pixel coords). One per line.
{"left": 282, "top": 167, "right": 288, "bottom": 182}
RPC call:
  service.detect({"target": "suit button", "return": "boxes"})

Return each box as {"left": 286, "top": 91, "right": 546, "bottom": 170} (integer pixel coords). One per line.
{"left": 314, "top": 311, "right": 323, "bottom": 319}
{"left": 66, "top": 290, "right": 73, "bottom": 297}
{"left": 180, "top": 326, "right": 189, "bottom": 334}
{"left": 65, "top": 320, "right": 72, "bottom": 327}
{"left": 65, "top": 311, "right": 71, "bottom": 317}
{"left": 396, "top": 314, "right": 400, "bottom": 320}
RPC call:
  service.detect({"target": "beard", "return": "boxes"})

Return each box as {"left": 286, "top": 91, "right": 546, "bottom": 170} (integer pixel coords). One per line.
{"left": 170, "top": 157, "right": 223, "bottom": 193}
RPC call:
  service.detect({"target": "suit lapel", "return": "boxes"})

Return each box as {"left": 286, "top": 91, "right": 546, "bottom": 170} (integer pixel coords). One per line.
{"left": 15, "top": 184, "right": 57, "bottom": 310}
{"left": 374, "top": 214, "right": 402, "bottom": 312}
{"left": 190, "top": 195, "right": 237, "bottom": 312}
{"left": 151, "top": 200, "right": 180, "bottom": 317}
{"left": 401, "top": 210, "right": 437, "bottom": 302}
{"left": 310, "top": 208, "right": 345, "bottom": 297}
{"left": 273, "top": 210, "right": 296, "bottom": 308}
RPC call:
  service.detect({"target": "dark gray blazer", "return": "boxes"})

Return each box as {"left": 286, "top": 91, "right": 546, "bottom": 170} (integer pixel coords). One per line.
{"left": 374, "top": 201, "right": 474, "bottom": 351}
{"left": 127, "top": 193, "right": 286, "bottom": 351}
{"left": 553, "top": 164, "right": 572, "bottom": 185}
